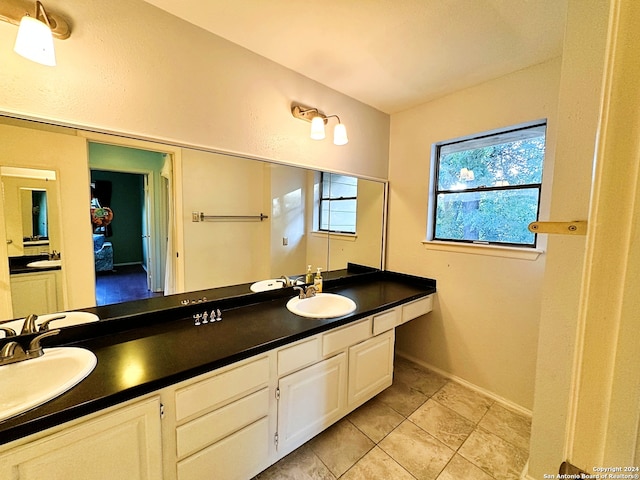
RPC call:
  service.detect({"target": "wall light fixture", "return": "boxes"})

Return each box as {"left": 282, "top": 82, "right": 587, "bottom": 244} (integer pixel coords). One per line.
{"left": 291, "top": 103, "right": 349, "bottom": 146}
{"left": 0, "top": 0, "right": 71, "bottom": 66}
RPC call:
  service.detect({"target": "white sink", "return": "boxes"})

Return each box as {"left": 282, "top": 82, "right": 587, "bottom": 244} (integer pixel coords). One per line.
{"left": 0, "top": 312, "right": 100, "bottom": 338}
{"left": 0, "top": 347, "right": 97, "bottom": 422}
{"left": 250, "top": 278, "right": 303, "bottom": 293}
{"left": 286, "top": 293, "right": 357, "bottom": 319}
{"left": 26, "top": 259, "right": 62, "bottom": 268}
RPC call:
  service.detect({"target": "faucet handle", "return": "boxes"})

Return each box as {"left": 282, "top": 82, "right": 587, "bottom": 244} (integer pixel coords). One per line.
{"left": 293, "top": 286, "right": 305, "bottom": 299}
{"left": 0, "top": 327, "right": 17, "bottom": 337}
{"left": 0, "top": 341, "right": 25, "bottom": 361}
{"left": 38, "top": 315, "right": 66, "bottom": 332}
{"left": 27, "top": 329, "right": 60, "bottom": 357}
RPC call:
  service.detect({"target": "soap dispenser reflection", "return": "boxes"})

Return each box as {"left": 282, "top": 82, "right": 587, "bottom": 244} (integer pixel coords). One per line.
{"left": 314, "top": 267, "right": 323, "bottom": 293}
{"left": 305, "top": 265, "right": 313, "bottom": 284}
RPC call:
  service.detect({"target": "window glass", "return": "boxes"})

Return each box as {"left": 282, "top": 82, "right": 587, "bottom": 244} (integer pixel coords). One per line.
{"left": 432, "top": 123, "right": 546, "bottom": 247}
{"left": 319, "top": 173, "right": 358, "bottom": 234}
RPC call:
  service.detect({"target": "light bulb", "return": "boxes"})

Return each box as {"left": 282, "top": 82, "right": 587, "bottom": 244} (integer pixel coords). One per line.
{"left": 310, "top": 116, "right": 326, "bottom": 140}
{"left": 14, "top": 15, "right": 56, "bottom": 66}
{"left": 333, "top": 123, "right": 348, "bottom": 145}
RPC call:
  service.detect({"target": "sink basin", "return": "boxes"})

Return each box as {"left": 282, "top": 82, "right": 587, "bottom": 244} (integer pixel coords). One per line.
{"left": 286, "top": 293, "right": 357, "bottom": 319}
{"left": 0, "top": 312, "right": 100, "bottom": 338}
{"left": 26, "top": 259, "right": 62, "bottom": 268}
{"left": 0, "top": 347, "right": 97, "bottom": 422}
{"left": 250, "top": 278, "right": 303, "bottom": 293}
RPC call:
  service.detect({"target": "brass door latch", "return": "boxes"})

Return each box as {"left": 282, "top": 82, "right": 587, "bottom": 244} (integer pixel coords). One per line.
{"left": 528, "top": 221, "right": 588, "bottom": 235}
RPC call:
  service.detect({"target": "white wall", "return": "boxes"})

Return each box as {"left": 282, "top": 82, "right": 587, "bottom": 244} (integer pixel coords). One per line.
{"left": 181, "top": 150, "right": 271, "bottom": 291}
{"left": 388, "top": 58, "right": 562, "bottom": 410}
{"left": 269, "top": 165, "right": 310, "bottom": 277}
{"left": 0, "top": 0, "right": 389, "bottom": 180}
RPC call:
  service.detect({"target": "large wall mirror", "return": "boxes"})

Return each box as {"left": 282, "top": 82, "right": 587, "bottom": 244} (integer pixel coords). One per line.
{"left": 0, "top": 115, "right": 387, "bottom": 320}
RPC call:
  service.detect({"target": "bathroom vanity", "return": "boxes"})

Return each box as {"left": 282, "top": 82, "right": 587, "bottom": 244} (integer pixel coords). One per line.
{"left": 0, "top": 268, "right": 435, "bottom": 480}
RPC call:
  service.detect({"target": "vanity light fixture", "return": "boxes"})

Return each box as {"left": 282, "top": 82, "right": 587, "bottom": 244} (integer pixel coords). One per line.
{"left": 0, "top": 0, "right": 71, "bottom": 66}
{"left": 291, "top": 103, "right": 349, "bottom": 146}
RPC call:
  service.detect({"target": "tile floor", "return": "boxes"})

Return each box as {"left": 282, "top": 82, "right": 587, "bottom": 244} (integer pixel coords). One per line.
{"left": 256, "top": 356, "right": 531, "bottom": 480}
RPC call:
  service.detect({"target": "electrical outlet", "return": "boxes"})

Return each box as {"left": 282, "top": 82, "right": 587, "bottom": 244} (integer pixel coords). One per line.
{"left": 282, "top": 237, "right": 288, "bottom": 246}
{"left": 192, "top": 211, "right": 200, "bottom": 222}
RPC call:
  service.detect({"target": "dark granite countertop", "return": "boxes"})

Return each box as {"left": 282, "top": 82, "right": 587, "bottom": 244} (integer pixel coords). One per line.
{"left": 0, "top": 269, "right": 435, "bottom": 445}
{"left": 8, "top": 254, "right": 62, "bottom": 275}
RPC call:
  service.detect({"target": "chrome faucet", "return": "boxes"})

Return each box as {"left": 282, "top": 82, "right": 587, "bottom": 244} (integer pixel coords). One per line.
{"left": 293, "top": 285, "right": 317, "bottom": 299}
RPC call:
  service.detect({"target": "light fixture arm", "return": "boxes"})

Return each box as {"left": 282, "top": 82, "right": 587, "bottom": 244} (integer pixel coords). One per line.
{"left": 0, "top": 0, "right": 70, "bottom": 39}
{"left": 325, "top": 114, "right": 342, "bottom": 124}
{"left": 33, "top": 1, "right": 51, "bottom": 29}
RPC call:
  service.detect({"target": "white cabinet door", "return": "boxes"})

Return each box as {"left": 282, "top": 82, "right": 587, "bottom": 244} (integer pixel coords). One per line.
{"left": 348, "top": 330, "right": 395, "bottom": 408}
{"left": 0, "top": 396, "right": 163, "bottom": 480}
{"left": 277, "top": 352, "right": 347, "bottom": 455}
{"left": 10, "top": 271, "right": 59, "bottom": 318}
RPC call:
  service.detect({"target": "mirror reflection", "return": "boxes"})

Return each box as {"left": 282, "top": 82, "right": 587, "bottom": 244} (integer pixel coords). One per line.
{"left": 1, "top": 167, "right": 64, "bottom": 318}
{"left": 0, "top": 115, "right": 386, "bottom": 320}
{"left": 22, "top": 189, "right": 49, "bottom": 242}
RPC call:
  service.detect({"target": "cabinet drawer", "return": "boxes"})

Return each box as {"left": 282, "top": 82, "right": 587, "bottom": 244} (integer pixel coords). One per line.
{"left": 372, "top": 309, "right": 399, "bottom": 335}
{"left": 176, "top": 388, "right": 269, "bottom": 458}
{"left": 401, "top": 296, "right": 433, "bottom": 323}
{"left": 177, "top": 417, "right": 269, "bottom": 480}
{"left": 278, "top": 337, "right": 321, "bottom": 376}
{"left": 175, "top": 356, "right": 269, "bottom": 421}
{"left": 322, "top": 319, "right": 371, "bottom": 356}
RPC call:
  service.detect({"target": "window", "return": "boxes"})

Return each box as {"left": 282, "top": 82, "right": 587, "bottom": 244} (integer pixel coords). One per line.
{"left": 319, "top": 173, "right": 358, "bottom": 234}
{"left": 431, "top": 123, "right": 546, "bottom": 247}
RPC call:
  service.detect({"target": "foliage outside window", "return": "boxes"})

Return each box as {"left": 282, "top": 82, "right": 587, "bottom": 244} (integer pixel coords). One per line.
{"left": 432, "top": 123, "right": 546, "bottom": 247}
{"left": 319, "top": 173, "right": 358, "bottom": 234}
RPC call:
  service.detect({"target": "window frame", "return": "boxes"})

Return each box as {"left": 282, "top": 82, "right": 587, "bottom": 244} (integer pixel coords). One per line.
{"left": 318, "top": 172, "right": 358, "bottom": 234}
{"left": 430, "top": 122, "right": 547, "bottom": 249}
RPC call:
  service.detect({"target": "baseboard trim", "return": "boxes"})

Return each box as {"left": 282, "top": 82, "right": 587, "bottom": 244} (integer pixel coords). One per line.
{"left": 113, "top": 262, "right": 143, "bottom": 267}
{"left": 395, "top": 350, "right": 533, "bottom": 418}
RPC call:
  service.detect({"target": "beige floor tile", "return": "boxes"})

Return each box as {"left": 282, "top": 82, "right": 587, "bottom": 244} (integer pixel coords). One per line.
{"left": 437, "top": 454, "right": 496, "bottom": 480}
{"left": 307, "top": 418, "right": 374, "bottom": 477}
{"left": 409, "top": 398, "right": 476, "bottom": 450}
{"left": 393, "top": 357, "right": 448, "bottom": 396}
{"left": 348, "top": 397, "right": 405, "bottom": 443}
{"left": 458, "top": 428, "right": 528, "bottom": 480}
{"left": 375, "top": 379, "right": 428, "bottom": 417}
{"left": 479, "top": 403, "right": 532, "bottom": 452}
{"left": 256, "top": 443, "right": 336, "bottom": 480}
{"left": 432, "top": 381, "right": 494, "bottom": 423}
{"left": 379, "top": 420, "right": 455, "bottom": 480}
{"left": 341, "top": 446, "right": 415, "bottom": 480}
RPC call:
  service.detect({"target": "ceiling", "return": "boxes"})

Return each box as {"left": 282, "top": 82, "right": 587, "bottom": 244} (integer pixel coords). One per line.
{"left": 143, "top": 0, "right": 567, "bottom": 115}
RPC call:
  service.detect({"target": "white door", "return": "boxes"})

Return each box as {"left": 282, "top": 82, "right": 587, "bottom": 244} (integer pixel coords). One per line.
{"left": 141, "top": 174, "right": 152, "bottom": 291}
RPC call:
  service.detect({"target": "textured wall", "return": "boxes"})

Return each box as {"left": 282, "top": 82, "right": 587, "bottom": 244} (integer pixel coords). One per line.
{"left": 0, "top": 0, "right": 389, "bottom": 179}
